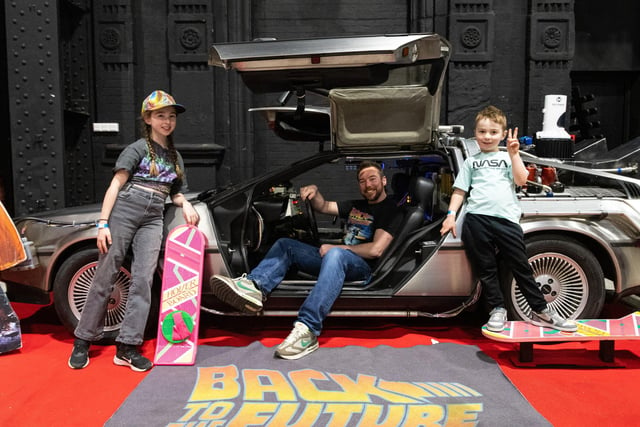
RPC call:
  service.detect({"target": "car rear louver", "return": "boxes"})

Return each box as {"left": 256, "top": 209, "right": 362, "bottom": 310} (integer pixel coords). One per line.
{"left": 621, "top": 181, "right": 640, "bottom": 199}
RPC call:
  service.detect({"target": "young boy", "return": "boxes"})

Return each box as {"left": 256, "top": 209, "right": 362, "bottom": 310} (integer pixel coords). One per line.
{"left": 440, "top": 105, "right": 576, "bottom": 332}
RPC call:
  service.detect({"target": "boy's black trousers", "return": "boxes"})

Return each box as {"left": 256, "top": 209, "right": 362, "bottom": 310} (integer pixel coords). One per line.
{"left": 461, "top": 213, "right": 548, "bottom": 312}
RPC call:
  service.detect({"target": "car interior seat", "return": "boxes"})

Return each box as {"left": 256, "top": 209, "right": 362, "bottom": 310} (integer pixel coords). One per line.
{"left": 390, "top": 172, "right": 411, "bottom": 206}
{"left": 372, "top": 175, "right": 435, "bottom": 272}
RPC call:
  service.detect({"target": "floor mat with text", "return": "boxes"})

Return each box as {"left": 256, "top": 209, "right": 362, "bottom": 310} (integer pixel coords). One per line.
{"left": 106, "top": 341, "right": 550, "bottom": 426}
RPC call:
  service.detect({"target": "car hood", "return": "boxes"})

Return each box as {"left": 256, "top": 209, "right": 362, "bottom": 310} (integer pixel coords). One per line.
{"left": 14, "top": 203, "right": 102, "bottom": 223}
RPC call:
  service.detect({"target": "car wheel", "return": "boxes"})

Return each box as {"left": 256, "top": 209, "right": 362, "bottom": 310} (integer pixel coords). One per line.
{"left": 502, "top": 238, "right": 605, "bottom": 320}
{"left": 53, "top": 248, "right": 132, "bottom": 342}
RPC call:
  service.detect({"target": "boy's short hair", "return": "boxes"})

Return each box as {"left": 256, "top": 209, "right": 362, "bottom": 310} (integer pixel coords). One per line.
{"left": 357, "top": 160, "right": 384, "bottom": 179}
{"left": 475, "top": 105, "right": 507, "bottom": 130}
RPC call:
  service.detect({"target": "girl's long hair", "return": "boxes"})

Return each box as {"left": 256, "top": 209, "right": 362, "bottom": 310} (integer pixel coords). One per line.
{"left": 140, "top": 114, "right": 183, "bottom": 180}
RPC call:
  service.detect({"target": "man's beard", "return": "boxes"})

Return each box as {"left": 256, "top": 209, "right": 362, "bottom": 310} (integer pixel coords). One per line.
{"left": 362, "top": 187, "right": 383, "bottom": 202}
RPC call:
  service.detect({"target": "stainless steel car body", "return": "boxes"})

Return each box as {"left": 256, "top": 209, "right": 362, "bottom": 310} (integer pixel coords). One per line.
{"left": 209, "top": 34, "right": 447, "bottom": 71}
{"left": 2, "top": 206, "right": 102, "bottom": 294}
{"left": 4, "top": 33, "right": 640, "bottom": 338}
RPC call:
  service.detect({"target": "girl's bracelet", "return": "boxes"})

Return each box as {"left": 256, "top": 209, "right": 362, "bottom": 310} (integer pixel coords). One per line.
{"left": 96, "top": 223, "right": 109, "bottom": 229}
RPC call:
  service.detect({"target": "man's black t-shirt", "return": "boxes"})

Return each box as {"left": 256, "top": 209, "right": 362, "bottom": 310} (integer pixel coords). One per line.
{"left": 337, "top": 197, "right": 402, "bottom": 252}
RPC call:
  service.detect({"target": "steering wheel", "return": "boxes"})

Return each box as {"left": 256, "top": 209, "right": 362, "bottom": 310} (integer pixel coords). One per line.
{"left": 303, "top": 197, "right": 320, "bottom": 245}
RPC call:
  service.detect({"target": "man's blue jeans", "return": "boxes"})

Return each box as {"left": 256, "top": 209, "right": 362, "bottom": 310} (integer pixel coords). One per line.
{"left": 248, "top": 238, "right": 372, "bottom": 336}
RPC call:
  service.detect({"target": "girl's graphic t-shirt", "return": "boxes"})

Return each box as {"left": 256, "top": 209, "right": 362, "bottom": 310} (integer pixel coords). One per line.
{"left": 115, "top": 138, "right": 187, "bottom": 196}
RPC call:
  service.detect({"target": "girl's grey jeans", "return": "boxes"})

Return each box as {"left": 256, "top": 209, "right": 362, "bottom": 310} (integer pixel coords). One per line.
{"left": 74, "top": 183, "right": 165, "bottom": 345}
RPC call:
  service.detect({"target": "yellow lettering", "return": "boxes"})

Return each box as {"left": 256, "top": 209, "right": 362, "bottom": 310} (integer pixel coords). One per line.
{"left": 189, "top": 365, "right": 240, "bottom": 401}
{"left": 444, "top": 403, "right": 482, "bottom": 427}
{"left": 417, "top": 383, "right": 453, "bottom": 397}
{"left": 243, "top": 369, "right": 297, "bottom": 401}
{"left": 359, "top": 404, "right": 408, "bottom": 426}
{"left": 330, "top": 373, "right": 419, "bottom": 403}
{"left": 199, "top": 401, "right": 234, "bottom": 420}
{"left": 227, "top": 402, "right": 277, "bottom": 427}
{"left": 267, "top": 403, "right": 324, "bottom": 426}
{"left": 404, "top": 404, "right": 445, "bottom": 427}
{"left": 167, "top": 421, "right": 209, "bottom": 427}
{"left": 289, "top": 369, "right": 340, "bottom": 402}
{"left": 448, "top": 383, "right": 482, "bottom": 397}
{"left": 378, "top": 379, "right": 435, "bottom": 402}
{"left": 290, "top": 370, "right": 425, "bottom": 403}
{"left": 177, "top": 402, "right": 210, "bottom": 422}
{"left": 324, "top": 403, "right": 364, "bottom": 426}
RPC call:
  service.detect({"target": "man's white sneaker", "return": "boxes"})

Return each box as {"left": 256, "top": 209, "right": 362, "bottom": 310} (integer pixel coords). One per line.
{"left": 210, "top": 274, "right": 263, "bottom": 313}
{"left": 275, "top": 321, "right": 319, "bottom": 360}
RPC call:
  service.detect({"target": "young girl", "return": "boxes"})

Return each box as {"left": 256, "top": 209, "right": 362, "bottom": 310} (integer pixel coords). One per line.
{"left": 68, "top": 90, "right": 199, "bottom": 371}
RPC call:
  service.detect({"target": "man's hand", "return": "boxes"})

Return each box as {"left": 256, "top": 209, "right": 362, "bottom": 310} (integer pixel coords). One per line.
{"left": 299, "top": 185, "right": 338, "bottom": 216}
{"left": 300, "top": 185, "right": 319, "bottom": 201}
{"left": 319, "top": 243, "right": 339, "bottom": 257}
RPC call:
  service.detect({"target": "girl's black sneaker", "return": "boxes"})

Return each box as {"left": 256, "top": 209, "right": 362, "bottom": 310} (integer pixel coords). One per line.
{"left": 114, "top": 343, "right": 153, "bottom": 372}
{"left": 68, "top": 338, "right": 90, "bottom": 369}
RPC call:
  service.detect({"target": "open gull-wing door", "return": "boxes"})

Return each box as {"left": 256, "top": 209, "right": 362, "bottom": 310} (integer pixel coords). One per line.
{"left": 209, "top": 33, "right": 451, "bottom": 150}
{"left": 209, "top": 33, "right": 450, "bottom": 93}
{"left": 248, "top": 106, "right": 330, "bottom": 142}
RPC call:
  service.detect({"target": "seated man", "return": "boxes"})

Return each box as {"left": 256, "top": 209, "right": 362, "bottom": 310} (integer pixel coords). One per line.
{"left": 210, "top": 160, "right": 402, "bottom": 359}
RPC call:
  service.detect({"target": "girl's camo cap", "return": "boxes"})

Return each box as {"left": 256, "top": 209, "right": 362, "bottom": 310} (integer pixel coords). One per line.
{"left": 141, "top": 90, "right": 186, "bottom": 115}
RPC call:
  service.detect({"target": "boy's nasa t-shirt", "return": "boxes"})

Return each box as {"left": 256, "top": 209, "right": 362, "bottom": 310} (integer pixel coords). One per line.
{"left": 453, "top": 150, "right": 521, "bottom": 224}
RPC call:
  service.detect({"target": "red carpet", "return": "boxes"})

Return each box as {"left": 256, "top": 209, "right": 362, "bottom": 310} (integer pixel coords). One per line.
{"left": 2, "top": 301, "right": 640, "bottom": 426}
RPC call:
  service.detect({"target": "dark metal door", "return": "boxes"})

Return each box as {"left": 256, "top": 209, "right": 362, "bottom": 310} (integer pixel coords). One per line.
{"left": 4, "top": 0, "right": 227, "bottom": 216}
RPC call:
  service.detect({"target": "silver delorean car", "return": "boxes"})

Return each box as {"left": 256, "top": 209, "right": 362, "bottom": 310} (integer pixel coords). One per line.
{"left": 4, "top": 33, "right": 640, "bottom": 340}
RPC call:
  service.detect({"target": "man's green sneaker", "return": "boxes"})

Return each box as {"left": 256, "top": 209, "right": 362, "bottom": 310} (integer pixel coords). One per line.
{"left": 210, "top": 274, "right": 263, "bottom": 313}
{"left": 275, "top": 321, "right": 319, "bottom": 360}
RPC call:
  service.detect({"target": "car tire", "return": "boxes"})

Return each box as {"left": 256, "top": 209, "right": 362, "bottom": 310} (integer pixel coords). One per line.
{"left": 501, "top": 237, "right": 605, "bottom": 320}
{"left": 52, "top": 248, "right": 160, "bottom": 343}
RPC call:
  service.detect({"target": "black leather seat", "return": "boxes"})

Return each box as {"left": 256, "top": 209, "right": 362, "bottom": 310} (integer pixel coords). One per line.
{"left": 399, "top": 175, "right": 434, "bottom": 237}
{"left": 390, "top": 172, "right": 411, "bottom": 205}
{"left": 371, "top": 175, "right": 434, "bottom": 274}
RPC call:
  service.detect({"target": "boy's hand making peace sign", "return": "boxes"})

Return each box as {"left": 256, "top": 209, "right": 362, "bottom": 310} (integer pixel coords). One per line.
{"left": 506, "top": 127, "right": 519, "bottom": 156}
